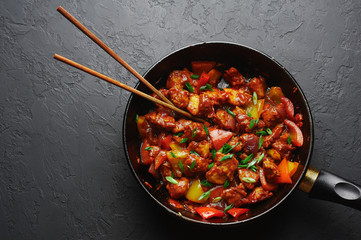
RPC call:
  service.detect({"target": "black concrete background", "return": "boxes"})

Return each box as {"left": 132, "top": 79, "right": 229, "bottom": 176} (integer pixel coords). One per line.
{"left": 1, "top": 0, "right": 361, "bottom": 239}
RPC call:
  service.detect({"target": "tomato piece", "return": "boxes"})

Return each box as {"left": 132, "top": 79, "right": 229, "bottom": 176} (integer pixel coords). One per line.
{"left": 227, "top": 208, "right": 250, "bottom": 218}
{"left": 195, "top": 207, "right": 225, "bottom": 219}
{"left": 284, "top": 119, "right": 303, "bottom": 147}
{"left": 141, "top": 140, "right": 152, "bottom": 165}
{"left": 160, "top": 134, "right": 172, "bottom": 150}
{"left": 209, "top": 128, "right": 234, "bottom": 150}
{"left": 275, "top": 158, "right": 292, "bottom": 184}
{"left": 154, "top": 150, "right": 168, "bottom": 170}
{"left": 191, "top": 61, "right": 216, "bottom": 75}
{"left": 196, "top": 72, "right": 210, "bottom": 92}
{"left": 259, "top": 168, "right": 278, "bottom": 191}
{"left": 280, "top": 97, "right": 294, "bottom": 120}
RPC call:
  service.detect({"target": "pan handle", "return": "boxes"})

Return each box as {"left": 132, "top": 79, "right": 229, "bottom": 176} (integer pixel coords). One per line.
{"left": 298, "top": 166, "right": 361, "bottom": 211}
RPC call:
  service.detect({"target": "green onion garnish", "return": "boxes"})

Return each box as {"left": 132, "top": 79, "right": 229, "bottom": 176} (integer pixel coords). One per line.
{"left": 249, "top": 119, "right": 256, "bottom": 129}
{"left": 198, "top": 190, "right": 211, "bottom": 201}
{"left": 170, "top": 152, "right": 177, "bottom": 158}
{"left": 266, "top": 128, "right": 272, "bottom": 135}
{"left": 200, "top": 180, "right": 212, "bottom": 187}
{"left": 144, "top": 146, "right": 152, "bottom": 151}
{"left": 166, "top": 176, "right": 178, "bottom": 184}
{"left": 191, "top": 128, "right": 197, "bottom": 138}
{"left": 256, "top": 118, "right": 259, "bottom": 125}
{"left": 226, "top": 108, "right": 236, "bottom": 118}
{"left": 287, "top": 135, "right": 292, "bottom": 145}
{"left": 208, "top": 162, "right": 214, "bottom": 170}
{"left": 178, "top": 161, "right": 184, "bottom": 172}
{"left": 222, "top": 142, "right": 240, "bottom": 154}
{"left": 190, "top": 74, "right": 199, "bottom": 79}
{"left": 185, "top": 82, "right": 194, "bottom": 92}
{"left": 224, "top": 203, "right": 234, "bottom": 212}
{"left": 237, "top": 164, "right": 248, "bottom": 168}
{"left": 257, "top": 152, "right": 265, "bottom": 164}
{"left": 256, "top": 131, "right": 267, "bottom": 135}
{"left": 212, "top": 197, "right": 222, "bottom": 203}
{"left": 220, "top": 154, "right": 234, "bottom": 161}
{"left": 223, "top": 179, "right": 230, "bottom": 188}
{"left": 241, "top": 153, "right": 254, "bottom": 164}
{"left": 242, "top": 177, "right": 256, "bottom": 183}
{"left": 173, "top": 131, "right": 184, "bottom": 137}
{"left": 180, "top": 138, "right": 188, "bottom": 144}
{"left": 247, "top": 159, "right": 258, "bottom": 168}
{"left": 247, "top": 153, "right": 265, "bottom": 168}
{"left": 207, "top": 83, "right": 215, "bottom": 92}
{"left": 190, "top": 160, "right": 196, "bottom": 169}
{"left": 247, "top": 112, "right": 252, "bottom": 118}
{"left": 189, "top": 150, "right": 200, "bottom": 156}
{"left": 250, "top": 165, "right": 258, "bottom": 172}
{"left": 259, "top": 135, "right": 263, "bottom": 150}
{"left": 203, "top": 124, "right": 209, "bottom": 136}
{"left": 211, "top": 149, "right": 216, "bottom": 159}
{"left": 220, "top": 143, "right": 232, "bottom": 154}
{"left": 199, "top": 83, "right": 214, "bottom": 92}
{"left": 135, "top": 114, "right": 139, "bottom": 123}
{"left": 253, "top": 92, "right": 258, "bottom": 105}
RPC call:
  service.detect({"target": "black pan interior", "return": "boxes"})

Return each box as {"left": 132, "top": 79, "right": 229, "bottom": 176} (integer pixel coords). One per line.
{"left": 123, "top": 42, "right": 313, "bottom": 225}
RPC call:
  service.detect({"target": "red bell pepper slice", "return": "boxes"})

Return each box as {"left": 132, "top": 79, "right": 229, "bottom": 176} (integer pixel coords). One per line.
{"left": 209, "top": 128, "right": 234, "bottom": 151}
{"left": 195, "top": 207, "right": 225, "bottom": 219}
{"left": 284, "top": 119, "right": 303, "bottom": 147}
{"left": 191, "top": 61, "right": 216, "bottom": 75}
{"left": 196, "top": 72, "right": 210, "bottom": 92}
{"left": 259, "top": 168, "right": 278, "bottom": 191}
{"left": 280, "top": 97, "right": 294, "bottom": 120}
{"left": 227, "top": 208, "right": 250, "bottom": 218}
{"left": 275, "top": 158, "right": 292, "bottom": 184}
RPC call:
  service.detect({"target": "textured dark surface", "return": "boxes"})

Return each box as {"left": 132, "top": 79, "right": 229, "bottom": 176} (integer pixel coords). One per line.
{"left": 1, "top": 0, "right": 360, "bottom": 239}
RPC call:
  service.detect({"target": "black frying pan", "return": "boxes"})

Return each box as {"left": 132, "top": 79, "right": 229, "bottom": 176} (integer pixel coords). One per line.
{"left": 123, "top": 42, "right": 361, "bottom": 225}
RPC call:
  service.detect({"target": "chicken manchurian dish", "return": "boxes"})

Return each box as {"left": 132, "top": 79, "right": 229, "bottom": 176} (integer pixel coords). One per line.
{"left": 136, "top": 61, "right": 304, "bottom": 219}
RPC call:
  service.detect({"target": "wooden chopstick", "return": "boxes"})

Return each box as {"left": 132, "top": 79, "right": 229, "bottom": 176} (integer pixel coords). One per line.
{"left": 54, "top": 54, "right": 206, "bottom": 123}
{"left": 57, "top": 6, "right": 173, "bottom": 106}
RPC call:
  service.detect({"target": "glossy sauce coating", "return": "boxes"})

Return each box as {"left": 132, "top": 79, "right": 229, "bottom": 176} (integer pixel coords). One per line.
{"left": 137, "top": 62, "right": 303, "bottom": 219}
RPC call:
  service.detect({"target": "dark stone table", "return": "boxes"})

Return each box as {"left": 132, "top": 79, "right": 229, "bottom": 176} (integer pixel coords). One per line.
{"left": 1, "top": 1, "right": 360, "bottom": 239}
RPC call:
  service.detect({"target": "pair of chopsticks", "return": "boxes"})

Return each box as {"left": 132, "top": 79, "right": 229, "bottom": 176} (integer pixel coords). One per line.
{"left": 55, "top": 6, "right": 205, "bottom": 123}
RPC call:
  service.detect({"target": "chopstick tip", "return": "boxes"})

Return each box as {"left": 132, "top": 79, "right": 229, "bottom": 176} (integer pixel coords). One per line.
{"left": 53, "top": 54, "right": 62, "bottom": 61}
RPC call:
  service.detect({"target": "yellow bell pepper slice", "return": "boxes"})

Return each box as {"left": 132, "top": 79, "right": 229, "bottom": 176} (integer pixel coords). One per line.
{"left": 246, "top": 99, "right": 264, "bottom": 120}
{"left": 288, "top": 161, "right": 299, "bottom": 177}
{"left": 185, "top": 179, "right": 207, "bottom": 203}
